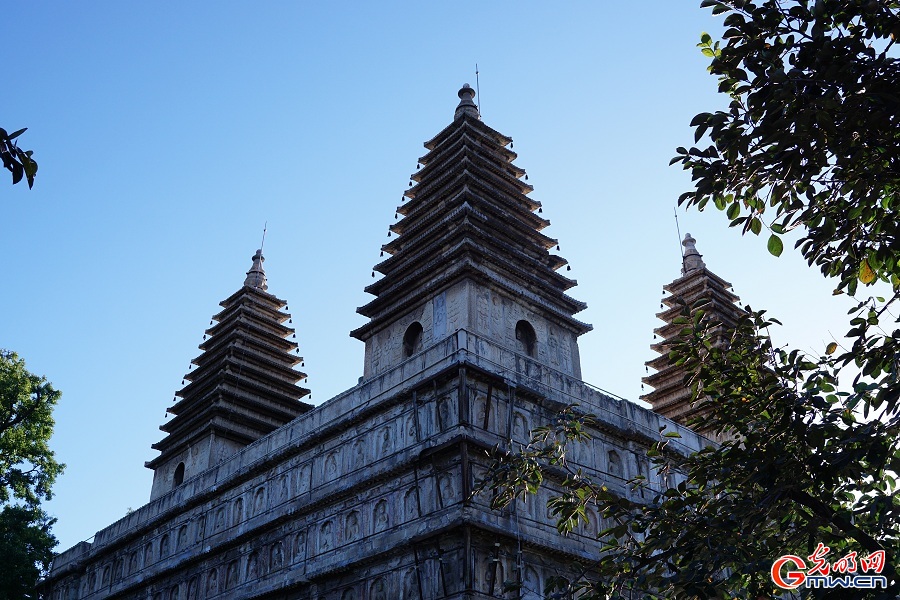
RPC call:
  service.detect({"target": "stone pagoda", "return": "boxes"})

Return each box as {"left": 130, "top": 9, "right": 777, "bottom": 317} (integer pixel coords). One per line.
{"left": 641, "top": 233, "right": 744, "bottom": 437}
{"left": 352, "top": 84, "right": 591, "bottom": 381}
{"left": 42, "top": 86, "right": 708, "bottom": 600}
{"left": 146, "top": 249, "right": 313, "bottom": 500}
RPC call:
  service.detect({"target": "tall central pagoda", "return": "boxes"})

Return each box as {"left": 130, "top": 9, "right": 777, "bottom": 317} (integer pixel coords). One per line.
{"left": 353, "top": 84, "right": 592, "bottom": 380}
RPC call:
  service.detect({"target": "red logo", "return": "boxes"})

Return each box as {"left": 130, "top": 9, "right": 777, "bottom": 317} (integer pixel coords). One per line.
{"left": 771, "top": 555, "right": 807, "bottom": 590}
{"left": 771, "top": 546, "right": 887, "bottom": 590}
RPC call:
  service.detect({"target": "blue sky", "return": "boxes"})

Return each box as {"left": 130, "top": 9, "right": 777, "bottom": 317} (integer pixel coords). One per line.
{"left": 3, "top": 2, "right": 855, "bottom": 551}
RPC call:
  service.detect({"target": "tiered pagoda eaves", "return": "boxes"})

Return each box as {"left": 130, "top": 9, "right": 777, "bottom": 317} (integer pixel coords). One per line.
{"left": 642, "top": 233, "right": 744, "bottom": 437}
{"left": 352, "top": 84, "right": 591, "bottom": 380}
{"left": 146, "top": 249, "right": 312, "bottom": 499}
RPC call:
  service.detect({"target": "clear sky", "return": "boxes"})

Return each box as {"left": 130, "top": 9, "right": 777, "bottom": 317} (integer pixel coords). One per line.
{"left": 2, "top": 2, "right": 856, "bottom": 552}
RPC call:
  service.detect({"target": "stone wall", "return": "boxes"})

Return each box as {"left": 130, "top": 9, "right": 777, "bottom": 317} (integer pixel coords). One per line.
{"left": 44, "top": 330, "right": 703, "bottom": 600}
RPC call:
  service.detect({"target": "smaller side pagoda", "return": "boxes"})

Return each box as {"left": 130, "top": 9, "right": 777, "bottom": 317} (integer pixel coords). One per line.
{"left": 146, "top": 250, "right": 312, "bottom": 500}
{"left": 642, "top": 234, "right": 743, "bottom": 438}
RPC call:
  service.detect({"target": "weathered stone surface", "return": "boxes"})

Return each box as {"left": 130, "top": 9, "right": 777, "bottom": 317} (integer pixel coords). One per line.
{"left": 43, "top": 86, "right": 708, "bottom": 600}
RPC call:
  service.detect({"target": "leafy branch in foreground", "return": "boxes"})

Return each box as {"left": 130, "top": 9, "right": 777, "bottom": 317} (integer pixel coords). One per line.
{"left": 486, "top": 300, "right": 899, "bottom": 598}
{"left": 673, "top": 0, "right": 900, "bottom": 296}
{"left": 0, "top": 127, "right": 37, "bottom": 188}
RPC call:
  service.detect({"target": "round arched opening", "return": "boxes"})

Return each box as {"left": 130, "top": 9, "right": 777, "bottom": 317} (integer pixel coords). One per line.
{"left": 515, "top": 320, "right": 537, "bottom": 357}
{"left": 403, "top": 322, "right": 424, "bottom": 358}
{"left": 173, "top": 462, "right": 185, "bottom": 487}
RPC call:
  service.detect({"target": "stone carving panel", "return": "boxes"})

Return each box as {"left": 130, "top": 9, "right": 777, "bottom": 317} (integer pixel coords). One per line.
{"left": 253, "top": 486, "right": 266, "bottom": 515}
{"left": 232, "top": 497, "right": 244, "bottom": 527}
{"left": 370, "top": 577, "right": 389, "bottom": 600}
{"left": 351, "top": 438, "right": 367, "bottom": 470}
{"left": 318, "top": 520, "right": 334, "bottom": 553}
{"left": 608, "top": 450, "right": 623, "bottom": 479}
{"left": 246, "top": 551, "right": 259, "bottom": 579}
{"left": 293, "top": 531, "right": 306, "bottom": 563}
{"left": 405, "top": 414, "right": 417, "bottom": 444}
{"left": 324, "top": 451, "right": 339, "bottom": 481}
{"left": 224, "top": 560, "right": 238, "bottom": 590}
{"left": 402, "top": 569, "right": 417, "bottom": 600}
{"left": 437, "top": 473, "right": 455, "bottom": 507}
{"left": 513, "top": 411, "right": 529, "bottom": 442}
{"left": 205, "top": 568, "right": 218, "bottom": 596}
{"left": 295, "top": 463, "right": 311, "bottom": 494}
{"left": 433, "top": 292, "right": 447, "bottom": 338}
{"left": 270, "top": 540, "right": 284, "bottom": 570}
{"left": 403, "top": 487, "right": 420, "bottom": 520}
{"left": 344, "top": 510, "right": 361, "bottom": 543}
{"left": 378, "top": 425, "right": 393, "bottom": 456}
{"left": 373, "top": 499, "right": 389, "bottom": 532}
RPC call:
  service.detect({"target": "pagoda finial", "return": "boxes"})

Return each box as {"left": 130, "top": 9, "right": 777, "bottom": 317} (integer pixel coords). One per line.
{"left": 244, "top": 249, "right": 268, "bottom": 291}
{"left": 681, "top": 233, "right": 706, "bottom": 274}
{"left": 455, "top": 83, "right": 480, "bottom": 120}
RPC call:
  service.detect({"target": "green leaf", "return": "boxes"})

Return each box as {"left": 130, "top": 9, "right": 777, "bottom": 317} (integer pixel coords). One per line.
{"left": 726, "top": 202, "right": 740, "bottom": 219}
{"left": 826, "top": 342, "right": 837, "bottom": 355}
{"left": 767, "top": 234, "right": 783, "bottom": 257}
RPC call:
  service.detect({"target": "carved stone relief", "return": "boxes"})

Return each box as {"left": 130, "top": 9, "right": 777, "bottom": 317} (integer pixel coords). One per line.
{"left": 293, "top": 531, "right": 306, "bottom": 563}
{"left": 433, "top": 292, "right": 447, "bottom": 338}
{"left": 325, "top": 452, "right": 339, "bottom": 480}
{"left": 246, "top": 551, "right": 259, "bottom": 579}
{"left": 187, "top": 576, "right": 198, "bottom": 600}
{"left": 373, "top": 499, "right": 389, "bottom": 532}
{"left": 438, "top": 474, "right": 455, "bottom": 506}
{"left": 405, "top": 415, "right": 417, "bottom": 443}
{"left": 371, "top": 577, "right": 389, "bottom": 600}
{"left": 523, "top": 566, "right": 541, "bottom": 600}
{"left": 344, "top": 510, "right": 361, "bottom": 543}
{"left": 402, "top": 569, "right": 417, "bottom": 599}
{"left": 319, "top": 520, "right": 334, "bottom": 553}
{"left": 352, "top": 438, "right": 366, "bottom": 470}
{"left": 270, "top": 540, "right": 284, "bottom": 570}
{"left": 232, "top": 497, "right": 244, "bottom": 527}
{"left": 205, "top": 569, "right": 218, "bottom": 596}
{"left": 513, "top": 411, "right": 529, "bottom": 441}
{"left": 224, "top": 560, "right": 238, "bottom": 590}
{"left": 379, "top": 426, "right": 393, "bottom": 455}
{"left": 608, "top": 450, "right": 623, "bottom": 479}
{"left": 437, "top": 397, "right": 452, "bottom": 430}
{"left": 253, "top": 486, "right": 266, "bottom": 515}
{"left": 404, "top": 487, "right": 419, "bottom": 520}
{"left": 295, "top": 463, "right": 311, "bottom": 494}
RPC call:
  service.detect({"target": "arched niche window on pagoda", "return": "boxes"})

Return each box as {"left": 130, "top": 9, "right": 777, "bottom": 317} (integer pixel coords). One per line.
{"left": 402, "top": 322, "right": 424, "bottom": 358}
{"left": 173, "top": 462, "right": 185, "bottom": 488}
{"left": 515, "top": 320, "right": 537, "bottom": 357}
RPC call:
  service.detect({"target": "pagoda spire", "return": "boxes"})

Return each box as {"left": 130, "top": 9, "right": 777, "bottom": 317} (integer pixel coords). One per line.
{"left": 244, "top": 248, "right": 268, "bottom": 290}
{"left": 642, "top": 234, "right": 743, "bottom": 438}
{"left": 455, "top": 83, "right": 480, "bottom": 120}
{"left": 352, "top": 84, "right": 591, "bottom": 380}
{"left": 146, "top": 249, "right": 312, "bottom": 499}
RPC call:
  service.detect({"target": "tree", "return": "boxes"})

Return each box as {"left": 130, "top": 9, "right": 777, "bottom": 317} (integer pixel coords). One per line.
{"left": 0, "top": 127, "right": 37, "bottom": 188}
{"left": 0, "top": 506, "right": 56, "bottom": 600}
{"left": 487, "top": 1, "right": 900, "bottom": 597}
{"left": 0, "top": 351, "right": 63, "bottom": 598}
